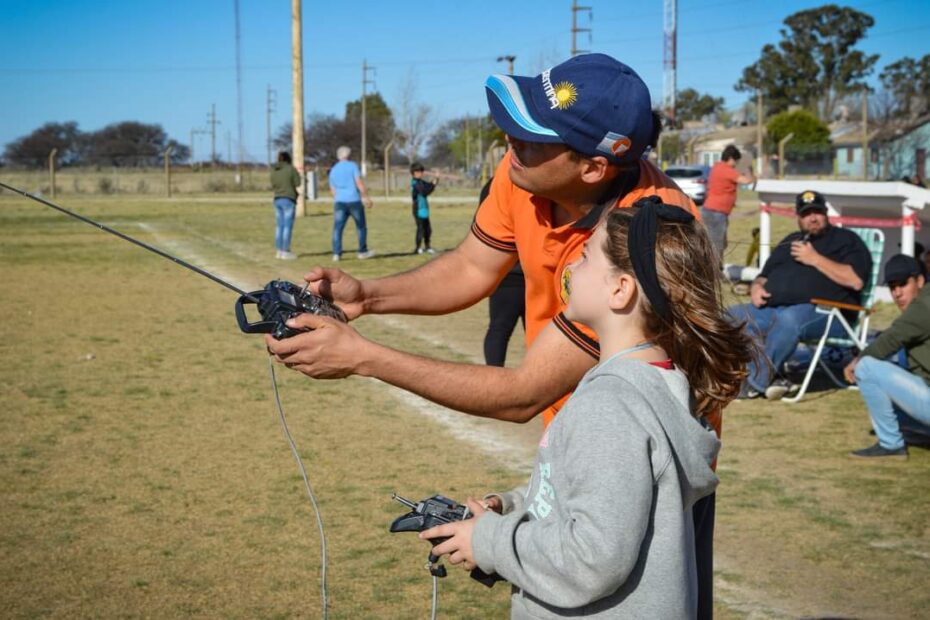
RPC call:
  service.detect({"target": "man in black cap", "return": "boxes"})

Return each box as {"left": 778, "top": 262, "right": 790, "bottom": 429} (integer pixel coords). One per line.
{"left": 730, "top": 190, "right": 872, "bottom": 399}
{"left": 844, "top": 254, "right": 930, "bottom": 459}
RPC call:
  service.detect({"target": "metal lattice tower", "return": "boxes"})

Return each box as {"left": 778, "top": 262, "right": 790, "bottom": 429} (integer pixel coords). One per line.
{"left": 663, "top": 0, "right": 677, "bottom": 123}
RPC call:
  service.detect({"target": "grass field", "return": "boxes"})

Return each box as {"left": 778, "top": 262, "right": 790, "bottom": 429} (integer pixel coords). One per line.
{"left": 1, "top": 184, "right": 928, "bottom": 619}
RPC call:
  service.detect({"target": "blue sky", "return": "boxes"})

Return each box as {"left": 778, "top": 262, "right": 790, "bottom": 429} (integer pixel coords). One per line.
{"left": 1, "top": 0, "right": 927, "bottom": 162}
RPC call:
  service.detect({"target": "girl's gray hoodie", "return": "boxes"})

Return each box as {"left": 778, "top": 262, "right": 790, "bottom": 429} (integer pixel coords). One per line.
{"left": 472, "top": 356, "right": 720, "bottom": 619}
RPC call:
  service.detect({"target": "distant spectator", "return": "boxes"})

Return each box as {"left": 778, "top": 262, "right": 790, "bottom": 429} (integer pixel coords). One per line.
{"left": 269, "top": 151, "right": 301, "bottom": 260}
{"left": 409, "top": 162, "right": 439, "bottom": 255}
{"left": 730, "top": 190, "right": 872, "bottom": 400}
{"left": 328, "top": 146, "right": 374, "bottom": 261}
{"left": 701, "top": 145, "right": 755, "bottom": 262}
{"left": 845, "top": 254, "right": 930, "bottom": 459}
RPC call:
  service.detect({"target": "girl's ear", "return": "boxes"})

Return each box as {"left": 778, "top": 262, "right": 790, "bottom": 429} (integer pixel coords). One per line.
{"left": 608, "top": 272, "right": 638, "bottom": 312}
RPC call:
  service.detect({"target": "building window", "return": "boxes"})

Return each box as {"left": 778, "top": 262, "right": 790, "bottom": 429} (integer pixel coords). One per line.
{"left": 870, "top": 149, "right": 878, "bottom": 163}
{"left": 847, "top": 147, "right": 854, "bottom": 164}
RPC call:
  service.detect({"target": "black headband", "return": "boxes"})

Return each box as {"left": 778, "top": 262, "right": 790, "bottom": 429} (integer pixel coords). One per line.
{"left": 627, "top": 196, "right": 695, "bottom": 322}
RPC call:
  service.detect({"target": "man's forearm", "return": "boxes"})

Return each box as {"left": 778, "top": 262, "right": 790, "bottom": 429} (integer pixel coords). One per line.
{"left": 813, "top": 256, "right": 863, "bottom": 291}
{"left": 362, "top": 234, "right": 515, "bottom": 316}
{"left": 356, "top": 343, "right": 584, "bottom": 423}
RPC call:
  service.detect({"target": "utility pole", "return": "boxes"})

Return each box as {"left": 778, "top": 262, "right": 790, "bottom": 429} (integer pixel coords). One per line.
{"left": 291, "top": 0, "right": 306, "bottom": 216}
{"left": 464, "top": 115, "right": 470, "bottom": 173}
{"left": 861, "top": 88, "right": 869, "bottom": 181}
{"left": 571, "top": 0, "right": 592, "bottom": 57}
{"left": 207, "top": 104, "right": 220, "bottom": 163}
{"left": 361, "top": 59, "right": 376, "bottom": 177}
{"left": 234, "top": 0, "right": 244, "bottom": 185}
{"left": 190, "top": 128, "right": 208, "bottom": 163}
{"left": 663, "top": 0, "right": 678, "bottom": 123}
{"left": 756, "top": 90, "right": 764, "bottom": 177}
{"left": 226, "top": 130, "right": 232, "bottom": 164}
{"left": 496, "top": 55, "right": 516, "bottom": 74}
{"left": 266, "top": 84, "right": 277, "bottom": 165}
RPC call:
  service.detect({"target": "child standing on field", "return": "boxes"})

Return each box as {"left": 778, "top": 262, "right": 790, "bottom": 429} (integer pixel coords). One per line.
{"left": 409, "top": 162, "right": 438, "bottom": 254}
{"left": 422, "top": 196, "right": 753, "bottom": 619}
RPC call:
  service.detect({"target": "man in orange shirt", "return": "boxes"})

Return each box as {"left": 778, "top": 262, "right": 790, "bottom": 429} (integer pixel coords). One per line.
{"left": 267, "top": 54, "right": 716, "bottom": 618}
{"left": 702, "top": 145, "right": 755, "bottom": 262}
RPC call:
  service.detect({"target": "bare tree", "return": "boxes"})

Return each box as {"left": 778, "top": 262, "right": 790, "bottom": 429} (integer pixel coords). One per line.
{"left": 394, "top": 70, "right": 436, "bottom": 163}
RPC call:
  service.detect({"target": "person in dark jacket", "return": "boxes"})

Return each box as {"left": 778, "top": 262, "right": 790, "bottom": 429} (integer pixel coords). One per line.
{"left": 269, "top": 151, "right": 301, "bottom": 260}
{"left": 845, "top": 254, "right": 930, "bottom": 459}
{"left": 409, "top": 162, "right": 438, "bottom": 254}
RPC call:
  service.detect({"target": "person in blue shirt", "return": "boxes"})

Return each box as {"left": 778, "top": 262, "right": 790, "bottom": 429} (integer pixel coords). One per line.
{"left": 409, "top": 162, "right": 438, "bottom": 254}
{"left": 328, "top": 146, "right": 374, "bottom": 261}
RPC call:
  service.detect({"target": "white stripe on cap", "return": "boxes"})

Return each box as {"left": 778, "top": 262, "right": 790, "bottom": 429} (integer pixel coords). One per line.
{"left": 485, "top": 74, "right": 559, "bottom": 138}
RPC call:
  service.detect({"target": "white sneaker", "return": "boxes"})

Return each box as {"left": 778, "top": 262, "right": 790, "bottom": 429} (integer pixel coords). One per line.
{"left": 416, "top": 248, "right": 426, "bottom": 255}
{"left": 278, "top": 251, "right": 297, "bottom": 260}
{"left": 332, "top": 254, "right": 341, "bottom": 262}
{"left": 357, "top": 250, "right": 375, "bottom": 260}
{"left": 764, "top": 379, "right": 799, "bottom": 400}
{"left": 275, "top": 250, "right": 283, "bottom": 259}
{"left": 426, "top": 247, "right": 436, "bottom": 254}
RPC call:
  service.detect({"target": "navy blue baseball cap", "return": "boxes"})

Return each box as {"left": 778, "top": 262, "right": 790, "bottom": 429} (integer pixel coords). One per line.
{"left": 484, "top": 53, "right": 654, "bottom": 165}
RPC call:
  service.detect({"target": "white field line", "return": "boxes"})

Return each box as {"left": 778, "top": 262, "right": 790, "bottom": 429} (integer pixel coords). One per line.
{"left": 133, "top": 222, "right": 534, "bottom": 473}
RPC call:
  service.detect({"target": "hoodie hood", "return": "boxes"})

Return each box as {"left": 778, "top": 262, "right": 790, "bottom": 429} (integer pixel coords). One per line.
{"left": 589, "top": 356, "right": 720, "bottom": 509}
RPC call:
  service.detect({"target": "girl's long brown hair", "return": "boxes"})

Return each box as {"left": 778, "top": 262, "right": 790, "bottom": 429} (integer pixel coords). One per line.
{"left": 603, "top": 205, "right": 755, "bottom": 417}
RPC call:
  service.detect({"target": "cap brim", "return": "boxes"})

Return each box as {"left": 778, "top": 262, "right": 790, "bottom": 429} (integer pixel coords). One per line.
{"left": 485, "top": 74, "right": 563, "bottom": 144}
{"left": 797, "top": 205, "right": 828, "bottom": 215}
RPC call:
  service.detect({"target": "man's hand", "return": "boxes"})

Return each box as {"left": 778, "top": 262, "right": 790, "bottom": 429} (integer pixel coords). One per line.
{"left": 791, "top": 240, "right": 821, "bottom": 266}
{"left": 750, "top": 280, "right": 771, "bottom": 308}
{"left": 420, "top": 498, "right": 486, "bottom": 571}
{"left": 303, "top": 267, "right": 367, "bottom": 320}
{"left": 843, "top": 357, "right": 859, "bottom": 384}
{"left": 362, "top": 196, "right": 374, "bottom": 209}
{"left": 265, "top": 314, "right": 371, "bottom": 379}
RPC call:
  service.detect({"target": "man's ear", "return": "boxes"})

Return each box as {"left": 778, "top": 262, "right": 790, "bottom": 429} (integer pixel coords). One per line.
{"left": 918, "top": 274, "right": 926, "bottom": 288}
{"left": 579, "top": 155, "right": 612, "bottom": 184}
{"left": 608, "top": 272, "right": 638, "bottom": 312}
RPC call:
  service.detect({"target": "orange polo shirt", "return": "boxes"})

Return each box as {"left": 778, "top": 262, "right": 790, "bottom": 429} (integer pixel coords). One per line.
{"left": 472, "top": 152, "right": 722, "bottom": 435}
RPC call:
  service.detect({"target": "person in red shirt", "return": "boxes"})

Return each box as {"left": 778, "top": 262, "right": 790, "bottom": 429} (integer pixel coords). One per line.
{"left": 702, "top": 145, "right": 755, "bottom": 262}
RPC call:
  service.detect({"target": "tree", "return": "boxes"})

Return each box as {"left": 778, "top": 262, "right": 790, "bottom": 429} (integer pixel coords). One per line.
{"left": 82, "top": 121, "right": 179, "bottom": 167}
{"left": 736, "top": 5, "right": 879, "bottom": 119}
{"left": 3, "top": 121, "right": 82, "bottom": 168}
{"left": 675, "top": 89, "right": 725, "bottom": 124}
{"left": 879, "top": 54, "right": 930, "bottom": 119}
{"left": 344, "top": 92, "right": 396, "bottom": 165}
{"left": 393, "top": 71, "right": 436, "bottom": 163}
{"left": 426, "top": 114, "right": 504, "bottom": 170}
{"left": 766, "top": 109, "right": 830, "bottom": 159}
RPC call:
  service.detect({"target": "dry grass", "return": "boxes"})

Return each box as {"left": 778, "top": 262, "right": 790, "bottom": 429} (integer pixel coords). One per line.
{"left": 0, "top": 187, "right": 927, "bottom": 619}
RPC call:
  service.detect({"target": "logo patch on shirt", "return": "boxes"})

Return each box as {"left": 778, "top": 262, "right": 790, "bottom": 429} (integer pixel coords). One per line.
{"left": 596, "top": 132, "right": 632, "bottom": 157}
{"left": 559, "top": 267, "right": 573, "bottom": 305}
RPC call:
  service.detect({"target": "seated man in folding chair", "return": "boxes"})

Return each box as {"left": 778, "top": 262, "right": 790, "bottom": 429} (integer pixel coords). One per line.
{"left": 845, "top": 254, "right": 930, "bottom": 459}
{"left": 730, "top": 190, "right": 872, "bottom": 400}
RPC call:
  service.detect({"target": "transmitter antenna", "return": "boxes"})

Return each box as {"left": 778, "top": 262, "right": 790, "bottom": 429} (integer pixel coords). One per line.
{"left": 0, "top": 181, "right": 259, "bottom": 303}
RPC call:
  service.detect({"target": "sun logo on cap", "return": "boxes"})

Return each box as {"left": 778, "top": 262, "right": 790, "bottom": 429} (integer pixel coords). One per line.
{"left": 553, "top": 82, "right": 577, "bottom": 109}
{"left": 802, "top": 191, "right": 816, "bottom": 203}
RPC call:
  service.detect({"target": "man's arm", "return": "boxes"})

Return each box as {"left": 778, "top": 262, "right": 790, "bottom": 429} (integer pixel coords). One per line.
{"left": 749, "top": 276, "right": 770, "bottom": 307}
{"left": 268, "top": 316, "right": 595, "bottom": 422}
{"left": 355, "top": 175, "right": 373, "bottom": 207}
{"left": 305, "top": 232, "right": 517, "bottom": 319}
{"left": 791, "top": 242, "right": 864, "bottom": 291}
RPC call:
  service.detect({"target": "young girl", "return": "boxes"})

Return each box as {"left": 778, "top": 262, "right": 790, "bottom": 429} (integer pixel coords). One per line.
{"left": 422, "top": 196, "right": 753, "bottom": 618}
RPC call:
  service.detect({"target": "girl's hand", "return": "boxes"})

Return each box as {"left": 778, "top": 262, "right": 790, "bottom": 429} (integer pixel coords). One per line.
{"left": 420, "top": 498, "right": 486, "bottom": 570}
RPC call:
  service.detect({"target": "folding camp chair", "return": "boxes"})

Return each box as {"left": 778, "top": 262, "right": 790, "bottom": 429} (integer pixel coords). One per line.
{"left": 783, "top": 227, "right": 884, "bottom": 403}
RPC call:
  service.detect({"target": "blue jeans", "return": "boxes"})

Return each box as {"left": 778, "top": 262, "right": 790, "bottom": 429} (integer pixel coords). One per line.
{"left": 854, "top": 356, "right": 930, "bottom": 450}
{"left": 729, "top": 302, "right": 846, "bottom": 391}
{"left": 700, "top": 208, "right": 728, "bottom": 262}
{"left": 332, "top": 201, "right": 368, "bottom": 256}
{"left": 273, "top": 197, "right": 296, "bottom": 251}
